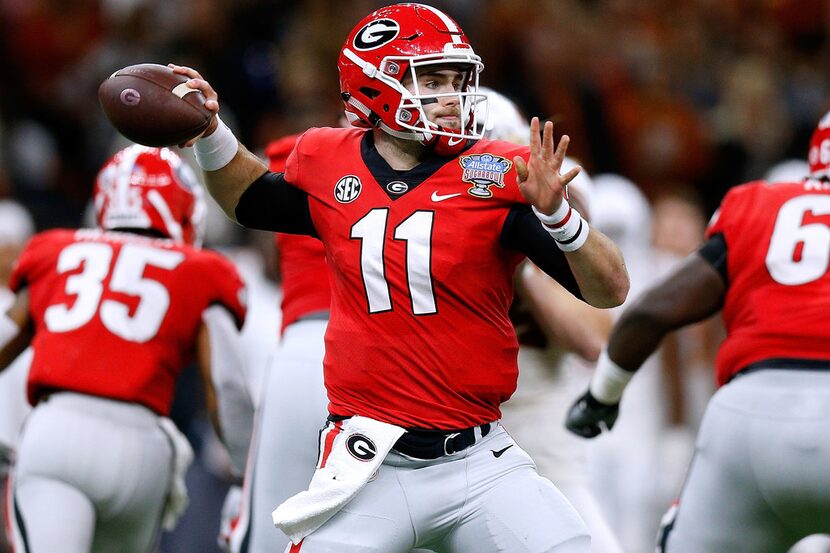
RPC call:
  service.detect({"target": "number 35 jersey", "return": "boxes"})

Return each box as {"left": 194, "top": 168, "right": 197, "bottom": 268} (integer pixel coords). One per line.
{"left": 706, "top": 179, "right": 830, "bottom": 385}
{"left": 9, "top": 228, "right": 247, "bottom": 415}
{"left": 285, "top": 128, "right": 533, "bottom": 429}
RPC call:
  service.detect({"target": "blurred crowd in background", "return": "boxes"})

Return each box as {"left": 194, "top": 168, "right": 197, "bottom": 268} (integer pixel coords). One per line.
{"left": 1, "top": 1, "right": 829, "bottom": 552}
{"left": 2, "top": 0, "right": 830, "bottom": 227}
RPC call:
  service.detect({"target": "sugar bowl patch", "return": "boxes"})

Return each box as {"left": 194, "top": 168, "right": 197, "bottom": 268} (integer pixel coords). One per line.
{"left": 459, "top": 153, "right": 513, "bottom": 198}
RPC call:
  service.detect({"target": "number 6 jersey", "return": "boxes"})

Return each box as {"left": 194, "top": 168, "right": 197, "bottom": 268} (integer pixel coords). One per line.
{"left": 706, "top": 179, "right": 830, "bottom": 385}
{"left": 9, "top": 228, "right": 247, "bottom": 415}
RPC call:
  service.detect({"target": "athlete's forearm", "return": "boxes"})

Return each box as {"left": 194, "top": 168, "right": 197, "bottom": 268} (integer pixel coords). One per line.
{"left": 202, "top": 144, "right": 269, "bottom": 222}
{"left": 606, "top": 252, "right": 725, "bottom": 370}
{"left": 518, "top": 263, "right": 611, "bottom": 361}
{"left": 564, "top": 228, "right": 629, "bottom": 308}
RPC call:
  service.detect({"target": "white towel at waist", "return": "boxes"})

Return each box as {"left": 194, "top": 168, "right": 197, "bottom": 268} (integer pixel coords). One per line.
{"left": 272, "top": 416, "right": 405, "bottom": 544}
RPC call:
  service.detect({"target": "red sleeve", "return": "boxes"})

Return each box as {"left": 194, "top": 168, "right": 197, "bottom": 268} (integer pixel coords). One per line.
{"left": 8, "top": 231, "right": 61, "bottom": 293}
{"left": 266, "top": 134, "right": 301, "bottom": 173}
{"left": 705, "top": 182, "right": 759, "bottom": 240}
{"left": 284, "top": 129, "right": 318, "bottom": 189}
{"left": 198, "top": 250, "right": 248, "bottom": 330}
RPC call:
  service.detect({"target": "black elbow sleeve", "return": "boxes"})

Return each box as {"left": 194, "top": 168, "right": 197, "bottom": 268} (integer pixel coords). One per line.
{"left": 235, "top": 172, "right": 316, "bottom": 235}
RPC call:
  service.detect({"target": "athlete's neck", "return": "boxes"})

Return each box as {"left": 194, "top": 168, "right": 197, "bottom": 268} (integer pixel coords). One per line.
{"left": 373, "top": 130, "right": 430, "bottom": 171}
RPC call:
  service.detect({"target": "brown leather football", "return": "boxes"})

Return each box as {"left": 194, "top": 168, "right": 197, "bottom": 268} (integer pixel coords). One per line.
{"left": 99, "top": 63, "right": 211, "bottom": 147}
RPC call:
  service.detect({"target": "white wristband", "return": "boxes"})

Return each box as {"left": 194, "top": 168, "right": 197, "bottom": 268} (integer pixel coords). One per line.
{"left": 532, "top": 201, "right": 570, "bottom": 226}
{"left": 533, "top": 203, "right": 590, "bottom": 252}
{"left": 554, "top": 218, "right": 589, "bottom": 252}
{"left": 589, "top": 350, "right": 635, "bottom": 404}
{"left": 194, "top": 115, "right": 239, "bottom": 171}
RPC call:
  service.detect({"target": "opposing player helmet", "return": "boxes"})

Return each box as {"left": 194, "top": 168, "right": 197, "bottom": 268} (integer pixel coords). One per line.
{"left": 808, "top": 110, "right": 830, "bottom": 180}
{"left": 338, "top": 3, "right": 488, "bottom": 155}
{"left": 475, "top": 86, "right": 530, "bottom": 144}
{"left": 93, "top": 145, "right": 206, "bottom": 246}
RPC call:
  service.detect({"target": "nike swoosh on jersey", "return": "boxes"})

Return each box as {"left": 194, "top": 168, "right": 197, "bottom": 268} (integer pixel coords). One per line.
{"left": 491, "top": 444, "right": 514, "bottom": 458}
{"left": 447, "top": 137, "right": 464, "bottom": 146}
{"left": 431, "top": 191, "right": 462, "bottom": 202}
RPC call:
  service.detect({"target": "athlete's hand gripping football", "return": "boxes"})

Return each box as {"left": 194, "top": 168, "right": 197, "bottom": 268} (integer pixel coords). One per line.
{"left": 514, "top": 118, "right": 581, "bottom": 216}
{"left": 168, "top": 64, "right": 220, "bottom": 147}
{"left": 565, "top": 389, "right": 620, "bottom": 438}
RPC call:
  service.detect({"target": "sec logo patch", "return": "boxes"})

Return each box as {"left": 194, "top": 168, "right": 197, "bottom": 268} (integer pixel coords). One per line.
{"left": 334, "top": 175, "right": 362, "bottom": 203}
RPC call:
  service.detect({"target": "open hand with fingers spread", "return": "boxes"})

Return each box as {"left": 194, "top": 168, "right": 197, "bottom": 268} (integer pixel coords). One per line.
{"left": 513, "top": 117, "right": 581, "bottom": 216}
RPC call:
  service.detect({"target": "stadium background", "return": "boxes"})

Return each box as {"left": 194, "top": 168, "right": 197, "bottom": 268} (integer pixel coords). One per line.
{"left": 0, "top": 1, "right": 829, "bottom": 552}
{"left": 1, "top": 0, "right": 828, "bottom": 227}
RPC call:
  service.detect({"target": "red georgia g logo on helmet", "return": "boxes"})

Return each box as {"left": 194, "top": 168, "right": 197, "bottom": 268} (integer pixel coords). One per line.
{"left": 353, "top": 19, "right": 400, "bottom": 51}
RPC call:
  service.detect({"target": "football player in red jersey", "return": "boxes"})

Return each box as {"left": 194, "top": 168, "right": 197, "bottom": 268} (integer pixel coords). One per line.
{"left": 0, "top": 145, "right": 253, "bottom": 553}
{"left": 566, "top": 110, "right": 830, "bottom": 552}
{"left": 173, "top": 3, "right": 628, "bottom": 552}
{"left": 220, "top": 135, "right": 332, "bottom": 553}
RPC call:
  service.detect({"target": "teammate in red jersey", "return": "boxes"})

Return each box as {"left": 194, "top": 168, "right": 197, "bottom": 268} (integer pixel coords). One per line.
{"left": 221, "top": 135, "right": 333, "bottom": 553}
{"left": 174, "top": 3, "right": 628, "bottom": 552}
{"left": 0, "top": 145, "right": 253, "bottom": 553}
{"left": 566, "top": 110, "right": 830, "bottom": 552}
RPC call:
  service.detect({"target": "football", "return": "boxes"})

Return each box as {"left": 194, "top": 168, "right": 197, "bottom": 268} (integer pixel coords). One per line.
{"left": 98, "top": 63, "right": 212, "bottom": 147}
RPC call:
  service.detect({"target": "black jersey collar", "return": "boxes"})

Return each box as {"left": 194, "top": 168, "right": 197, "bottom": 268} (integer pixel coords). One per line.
{"left": 360, "top": 132, "right": 476, "bottom": 200}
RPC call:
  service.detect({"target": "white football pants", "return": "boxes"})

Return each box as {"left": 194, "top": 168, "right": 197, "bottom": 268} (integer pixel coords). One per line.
{"left": 238, "top": 319, "right": 329, "bottom": 553}
{"left": 8, "top": 392, "right": 172, "bottom": 553}
{"left": 287, "top": 423, "right": 590, "bottom": 553}
{"left": 663, "top": 369, "right": 830, "bottom": 553}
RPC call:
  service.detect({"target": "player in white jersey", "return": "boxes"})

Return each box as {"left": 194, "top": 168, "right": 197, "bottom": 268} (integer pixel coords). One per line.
{"left": 479, "top": 88, "right": 623, "bottom": 553}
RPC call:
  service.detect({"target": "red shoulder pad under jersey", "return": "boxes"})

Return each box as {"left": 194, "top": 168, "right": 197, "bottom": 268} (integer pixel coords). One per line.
{"left": 704, "top": 181, "right": 760, "bottom": 241}
{"left": 266, "top": 133, "right": 301, "bottom": 173}
{"left": 12, "top": 228, "right": 246, "bottom": 415}
{"left": 283, "top": 127, "right": 366, "bottom": 188}
{"left": 707, "top": 179, "right": 830, "bottom": 385}
{"left": 189, "top": 247, "right": 248, "bottom": 330}
{"left": 9, "top": 230, "right": 66, "bottom": 294}
{"left": 281, "top": 129, "right": 538, "bottom": 429}
{"left": 267, "top": 132, "right": 331, "bottom": 332}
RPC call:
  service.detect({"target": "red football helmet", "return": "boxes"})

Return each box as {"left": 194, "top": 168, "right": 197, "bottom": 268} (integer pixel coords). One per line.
{"left": 93, "top": 145, "right": 206, "bottom": 246}
{"left": 808, "top": 110, "right": 830, "bottom": 179}
{"left": 338, "top": 3, "right": 488, "bottom": 155}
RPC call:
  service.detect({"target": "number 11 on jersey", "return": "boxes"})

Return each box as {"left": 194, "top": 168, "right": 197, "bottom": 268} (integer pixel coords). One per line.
{"left": 350, "top": 208, "right": 437, "bottom": 315}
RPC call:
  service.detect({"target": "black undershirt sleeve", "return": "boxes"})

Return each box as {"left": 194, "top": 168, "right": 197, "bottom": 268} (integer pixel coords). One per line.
{"left": 697, "top": 232, "right": 728, "bottom": 285}
{"left": 234, "top": 171, "right": 317, "bottom": 236}
{"left": 500, "top": 204, "right": 584, "bottom": 301}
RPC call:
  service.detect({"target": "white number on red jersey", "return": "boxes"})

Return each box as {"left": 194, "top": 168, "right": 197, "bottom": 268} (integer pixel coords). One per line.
{"left": 765, "top": 195, "right": 830, "bottom": 285}
{"left": 44, "top": 243, "right": 185, "bottom": 342}
{"left": 351, "top": 209, "right": 437, "bottom": 315}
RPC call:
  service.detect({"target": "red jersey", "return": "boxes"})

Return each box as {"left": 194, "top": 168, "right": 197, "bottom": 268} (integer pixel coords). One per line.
{"left": 706, "top": 179, "right": 830, "bottom": 385}
{"left": 9, "top": 228, "right": 246, "bottom": 415}
{"left": 266, "top": 135, "right": 331, "bottom": 333}
{"left": 285, "top": 127, "right": 530, "bottom": 429}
